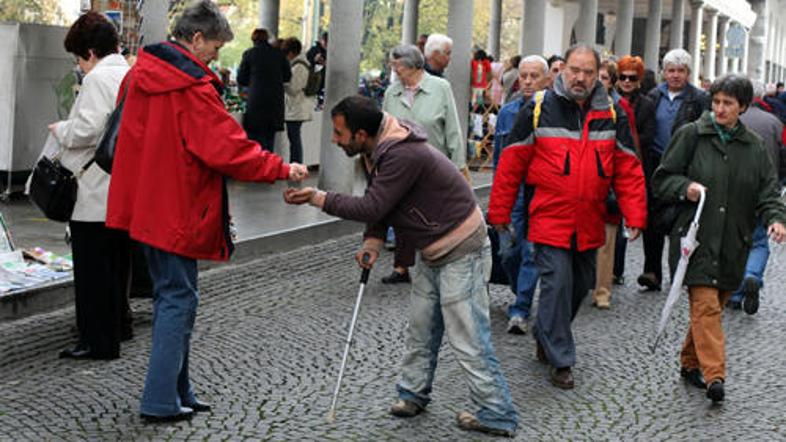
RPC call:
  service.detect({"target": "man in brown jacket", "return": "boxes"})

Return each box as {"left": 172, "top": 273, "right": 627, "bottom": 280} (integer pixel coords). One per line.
{"left": 283, "top": 96, "right": 518, "bottom": 437}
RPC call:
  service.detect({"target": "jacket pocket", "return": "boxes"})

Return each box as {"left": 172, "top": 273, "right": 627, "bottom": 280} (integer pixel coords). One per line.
{"left": 595, "top": 144, "right": 614, "bottom": 179}
{"left": 409, "top": 206, "right": 439, "bottom": 228}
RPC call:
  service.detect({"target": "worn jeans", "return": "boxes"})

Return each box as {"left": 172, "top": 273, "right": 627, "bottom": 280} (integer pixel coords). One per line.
{"left": 139, "top": 245, "right": 199, "bottom": 416}
{"left": 498, "top": 187, "right": 539, "bottom": 319}
{"left": 397, "top": 241, "right": 518, "bottom": 433}
{"left": 730, "top": 223, "right": 770, "bottom": 303}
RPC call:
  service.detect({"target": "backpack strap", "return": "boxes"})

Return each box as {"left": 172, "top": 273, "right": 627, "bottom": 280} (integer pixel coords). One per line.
{"left": 533, "top": 90, "right": 546, "bottom": 129}
{"left": 607, "top": 96, "right": 617, "bottom": 123}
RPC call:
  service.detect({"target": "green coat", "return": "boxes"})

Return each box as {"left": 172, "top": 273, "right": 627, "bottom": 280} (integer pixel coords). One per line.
{"left": 652, "top": 111, "right": 786, "bottom": 291}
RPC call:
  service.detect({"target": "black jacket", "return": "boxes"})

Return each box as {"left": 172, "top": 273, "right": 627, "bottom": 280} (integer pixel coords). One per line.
{"left": 627, "top": 90, "right": 657, "bottom": 175}
{"left": 647, "top": 82, "right": 710, "bottom": 136}
{"left": 237, "top": 42, "right": 291, "bottom": 133}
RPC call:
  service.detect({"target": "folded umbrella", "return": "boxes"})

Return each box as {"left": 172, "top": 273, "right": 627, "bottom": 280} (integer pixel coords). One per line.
{"left": 651, "top": 188, "right": 706, "bottom": 353}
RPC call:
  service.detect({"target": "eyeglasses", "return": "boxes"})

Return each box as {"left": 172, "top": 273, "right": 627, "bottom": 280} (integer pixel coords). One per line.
{"left": 619, "top": 74, "right": 639, "bottom": 82}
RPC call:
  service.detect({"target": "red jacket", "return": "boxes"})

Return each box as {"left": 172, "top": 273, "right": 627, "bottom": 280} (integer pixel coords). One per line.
{"left": 106, "top": 42, "right": 290, "bottom": 261}
{"left": 488, "top": 78, "right": 647, "bottom": 251}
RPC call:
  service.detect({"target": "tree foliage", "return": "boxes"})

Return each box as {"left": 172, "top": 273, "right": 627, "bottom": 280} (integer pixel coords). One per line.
{"left": 0, "top": 0, "right": 66, "bottom": 25}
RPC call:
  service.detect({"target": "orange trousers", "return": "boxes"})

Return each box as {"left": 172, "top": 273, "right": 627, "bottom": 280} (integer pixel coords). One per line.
{"left": 680, "top": 286, "right": 732, "bottom": 383}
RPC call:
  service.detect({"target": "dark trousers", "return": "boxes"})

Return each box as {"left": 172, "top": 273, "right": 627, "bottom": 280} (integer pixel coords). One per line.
{"left": 532, "top": 244, "right": 597, "bottom": 369}
{"left": 246, "top": 126, "right": 277, "bottom": 153}
{"left": 69, "top": 221, "right": 131, "bottom": 358}
{"left": 642, "top": 227, "right": 665, "bottom": 281}
{"left": 614, "top": 223, "right": 627, "bottom": 278}
{"left": 286, "top": 121, "right": 303, "bottom": 164}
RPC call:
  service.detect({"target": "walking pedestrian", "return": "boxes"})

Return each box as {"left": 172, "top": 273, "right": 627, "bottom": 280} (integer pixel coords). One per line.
{"left": 423, "top": 34, "right": 452, "bottom": 77}
{"left": 488, "top": 44, "right": 647, "bottom": 389}
{"left": 652, "top": 74, "right": 786, "bottom": 403}
{"left": 282, "top": 37, "right": 314, "bottom": 164}
{"left": 106, "top": 0, "right": 308, "bottom": 422}
{"left": 284, "top": 95, "right": 519, "bottom": 437}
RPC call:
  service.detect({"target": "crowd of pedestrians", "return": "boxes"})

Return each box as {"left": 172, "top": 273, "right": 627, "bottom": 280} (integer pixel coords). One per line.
{"left": 43, "top": 0, "right": 786, "bottom": 438}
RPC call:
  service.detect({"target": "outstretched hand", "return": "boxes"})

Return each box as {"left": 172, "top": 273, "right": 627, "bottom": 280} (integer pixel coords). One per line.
{"left": 288, "top": 163, "right": 309, "bottom": 182}
{"left": 283, "top": 186, "right": 316, "bottom": 205}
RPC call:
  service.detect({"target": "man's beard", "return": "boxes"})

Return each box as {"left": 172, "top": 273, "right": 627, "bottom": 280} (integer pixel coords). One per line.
{"left": 340, "top": 141, "right": 365, "bottom": 157}
{"left": 567, "top": 84, "right": 592, "bottom": 101}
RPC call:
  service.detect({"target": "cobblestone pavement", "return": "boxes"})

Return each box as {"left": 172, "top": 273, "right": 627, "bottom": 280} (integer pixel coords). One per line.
{"left": 2, "top": 214, "right": 786, "bottom": 440}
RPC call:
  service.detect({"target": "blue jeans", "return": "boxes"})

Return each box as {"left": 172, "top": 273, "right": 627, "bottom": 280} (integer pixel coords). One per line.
{"left": 730, "top": 223, "right": 770, "bottom": 303}
{"left": 140, "top": 245, "right": 199, "bottom": 416}
{"left": 498, "top": 188, "right": 539, "bottom": 319}
{"left": 397, "top": 241, "right": 518, "bottom": 433}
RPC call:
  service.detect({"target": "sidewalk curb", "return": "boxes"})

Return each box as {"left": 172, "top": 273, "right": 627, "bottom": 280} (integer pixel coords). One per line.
{"left": 0, "top": 184, "right": 491, "bottom": 320}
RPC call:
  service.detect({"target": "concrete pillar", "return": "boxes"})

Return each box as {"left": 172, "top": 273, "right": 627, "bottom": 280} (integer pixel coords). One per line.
{"left": 139, "top": 0, "right": 168, "bottom": 46}
{"left": 259, "top": 0, "right": 280, "bottom": 38}
{"left": 704, "top": 8, "right": 718, "bottom": 81}
{"left": 688, "top": 1, "right": 704, "bottom": 84}
{"left": 521, "top": 0, "right": 547, "bottom": 57}
{"left": 614, "top": 0, "right": 635, "bottom": 55}
{"left": 730, "top": 57, "right": 739, "bottom": 73}
{"left": 401, "top": 0, "right": 419, "bottom": 45}
{"left": 318, "top": 0, "right": 364, "bottom": 193}
{"left": 604, "top": 13, "right": 616, "bottom": 51}
{"left": 575, "top": 0, "right": 598, "bottom": 43}
{"left": 741, "top": 27, "right": 749, "bottom": 74}
{"left": 716, "top": 16, "right": 729, "bottom": 76}
{"left": 446, "top": 0, "right": 474, "bottom": 167}
{"left": 644, "top": 0, "right": 663, "bottom": 71}
{"left": 488, "top": 0, "right": 503, "bottom": 59}
{"left": 747, "top": 0, "right": 768, "bottom": 82}
{"left": 670, "top": 0, "right": 685, "bottom": 49}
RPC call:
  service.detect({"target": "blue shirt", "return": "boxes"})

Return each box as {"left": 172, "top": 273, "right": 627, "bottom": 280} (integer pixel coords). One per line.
{"left": 493, "top": 96, "right": 526, "bottom": 169}
{"left": 653, "top": 83, "right": 685, "bottom": 155}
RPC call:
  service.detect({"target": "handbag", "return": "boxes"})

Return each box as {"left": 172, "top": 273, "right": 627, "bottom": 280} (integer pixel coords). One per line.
{"left": 650, "top": 123, "right": 700, "bottom": 235}
{"left": 29, "top": 154, "right": 78, "bottom": 222}
{"left": 94, "top": 79, "right": 130, "bottom": 173}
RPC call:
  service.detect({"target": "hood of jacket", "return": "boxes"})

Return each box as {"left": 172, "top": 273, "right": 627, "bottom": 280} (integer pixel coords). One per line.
{"left": 370, "top": 114, "right": 430, "bottom": 165}
{"left": 132, "top": 41, "right": 222, "bottom": 96}
{"left": 553, "top": 73, "right": 611, "bottom": 111}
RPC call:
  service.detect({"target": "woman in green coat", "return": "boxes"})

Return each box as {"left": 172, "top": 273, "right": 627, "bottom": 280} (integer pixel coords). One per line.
{"left": 652, "top": 74, "right": 786, "bottom": 404}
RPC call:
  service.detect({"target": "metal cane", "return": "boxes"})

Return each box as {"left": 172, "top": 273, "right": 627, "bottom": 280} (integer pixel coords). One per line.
{"left": 326, "top": 254, "right": 372, "bottom": 423}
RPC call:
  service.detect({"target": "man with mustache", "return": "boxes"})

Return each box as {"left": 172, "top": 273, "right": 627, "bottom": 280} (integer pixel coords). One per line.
{"left": 489, "top": 44, "right": 647, "bottom": 389}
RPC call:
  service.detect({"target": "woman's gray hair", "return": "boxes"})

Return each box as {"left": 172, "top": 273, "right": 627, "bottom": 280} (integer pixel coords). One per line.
{"left": 519, "top": 55, "right": 549, "bottom": 75}
{"left": 172, "top": 0, "right": 234, "bottom": 43}
{"left": 390, "top": 44, "right": 425, "bottom": 70}
{"left": 751, "top": 79, "right": 766, "bottom": 98}
{"left": 662, "top": 48, "right": 692, "bottom": 71}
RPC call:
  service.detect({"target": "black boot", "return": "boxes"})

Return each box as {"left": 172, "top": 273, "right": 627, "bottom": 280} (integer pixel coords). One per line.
{"left": 680, "top": 367, "right": 706, "bottom": 389}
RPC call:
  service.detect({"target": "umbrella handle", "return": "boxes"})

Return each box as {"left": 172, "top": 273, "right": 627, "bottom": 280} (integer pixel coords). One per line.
{"left": 692, "top": 187, "right": 706, "bottom": 225}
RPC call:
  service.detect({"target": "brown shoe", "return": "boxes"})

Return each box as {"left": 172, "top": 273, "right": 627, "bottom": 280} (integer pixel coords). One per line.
{"left": 389, "top": 399, "right": 423, "bottom": 417}
{"left": 456, "top": 411, "right": 515, "bottom": 437}
{"left": 550, "top": 367, "right": 574, "bottom": 389}
{"left": 535, "top": 339, "right": 547, "bottom": 364}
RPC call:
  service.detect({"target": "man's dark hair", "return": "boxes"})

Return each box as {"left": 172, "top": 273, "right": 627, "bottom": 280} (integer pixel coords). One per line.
{"left": 564, "top": 44, "right": 600, "bottom": 70}
{"left": 547, "top": 54, "right": 565, "bottom": 68}
{"left": 251, "top": 28, "right": 269, "bottom": 44}
{"left": 64, "top": 11, "right": 119, "bottom": 60}
{"left": 709, "top": 74, "right": 753, "bottom": 109}
{"left": 283, "top": 37, "right": 302, "bottom": 56}
{"left": 331, "top": 96, "right": 383, "bottom": 136}
{"left": 172, "top": 0, "right": 234, "bottom": 43}
{"left": 778, "top": 81, "right": 785, "bottom": 89}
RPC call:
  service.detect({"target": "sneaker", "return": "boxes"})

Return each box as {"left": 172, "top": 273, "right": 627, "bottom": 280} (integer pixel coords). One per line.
{"left": 456, "top": 411, "right": 515, "bottom": 437}
{"left": 637, "top": 272, "right": 662, "bottom": 291}
{"left": 727, "top": 300, "right": 742, "bottom": 310}
{"left": 706, "top": 379, "right": 725, "bottom": 403}
{"left": 741, "top": 277, "right": 760, "bottom": 315}
{"left": 549, "top": 367, "right": 574, "bottom": 389}
{"left": 389, "top": 399, "right": 423, "bottom": 417}
{"left": 381, "top": 271, "right": 411, "bottom": 284}
{"left": 613, "top": 275, "right": 625, "bottom": 285}
{"left": 507, "top": 316, "right": 527, "bottom": 335}
{"left": 592, "top": 287, "right": 611, "bottom": 309}
{"left": 384, "top": 240, "right": 396, "bottom": 251}
{"left": 680, "top": 367, "right": 706, "bottom": 389}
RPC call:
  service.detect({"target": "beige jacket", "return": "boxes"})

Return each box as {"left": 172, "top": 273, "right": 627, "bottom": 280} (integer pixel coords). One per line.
{"left": 284, "top": 53, "right": 314, "bottom": 122}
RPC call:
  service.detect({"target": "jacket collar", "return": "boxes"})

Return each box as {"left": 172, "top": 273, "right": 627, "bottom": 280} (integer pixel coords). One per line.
{"left": 553, "top": 73, "right": 610, "bottom": 111}
{"left": 389, "top": 72, "right": 439, "bottom": 97}
{"left": 695, "top": 110, "right": 756, "bottom": 144}
{"left": 656, "top": 81, "right": 700, "bottom": 100}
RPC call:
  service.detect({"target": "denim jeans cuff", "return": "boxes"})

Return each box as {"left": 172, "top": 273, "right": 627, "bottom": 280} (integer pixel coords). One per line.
{"left": 474, "top": 408, "right": 519, "bottom": 433}
{"left": 396, "top": 385, "right": 430, "bottom": 408}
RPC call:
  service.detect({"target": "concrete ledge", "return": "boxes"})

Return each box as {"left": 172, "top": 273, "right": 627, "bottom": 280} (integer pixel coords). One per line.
{"left": 0, "top": 184, "right": 491, "bottom": 320}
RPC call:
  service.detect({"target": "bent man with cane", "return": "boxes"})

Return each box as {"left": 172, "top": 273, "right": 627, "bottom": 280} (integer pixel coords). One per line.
{"left": 283, "top": 95, "right": 518, "bottom": 437}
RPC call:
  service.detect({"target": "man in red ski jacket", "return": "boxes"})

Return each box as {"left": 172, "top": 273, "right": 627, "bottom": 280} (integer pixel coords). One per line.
{"left": 106, "top": 0, "right": 307, "bottom": 422}
{"left": 488, "top": 44, "right": 647, "bottom": 390}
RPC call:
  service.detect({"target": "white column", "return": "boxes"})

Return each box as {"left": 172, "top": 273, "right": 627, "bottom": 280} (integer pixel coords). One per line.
{"left": 446, "top": 0, "right": 474, "bottom": 159}
{"left": 716, "top": 16, "right": 730, "bottom": 76}
{"left": 704, "top": 8, "right": 719, "bottom": 81}
{"left": 670, "top": 0, "right": 685, "bottom": 49}
{"left": 688, "top": 1, "right": 704, "bottom": 84}
{"left": 488, "top": 0, "right": 503, "bottom": 59}
{"left": 139, "top": 0, "right": 168, "bottom": 46}
{"left": 318, "top": 0, "right": 364, "bottom": 193}
{"left": 259, "top": 0, "right": 280, "bottom": 38}
{"left": 644, "top": 0, "right": 663, "bottom": 71}
{"left": 747, "top": 0, "right": 768, "bottom": 81}
{"left": 575, "top": 0, "right": 598, "bottom": 43}
{"left": 614, "top": 0, "right": 635, "bottom": 55}
{"left": 401, "top": 0, "right": 419, "bottom": 45}
{"left": 521, "top": 0, "right": 547, "bottom": 56}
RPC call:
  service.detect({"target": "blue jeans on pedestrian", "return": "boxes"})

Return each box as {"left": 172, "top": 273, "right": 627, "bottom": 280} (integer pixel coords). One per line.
{"left": 497, "top": 187, "right": 539, "bottom": 319}
{"left": 397, "top": 241, "right": 518, "bottom": 433}
{"left": 139, "top": 245, "right": 199, "bottom": 416}
{"left": 730, "top": 223, "right": 770, "bottom": 303}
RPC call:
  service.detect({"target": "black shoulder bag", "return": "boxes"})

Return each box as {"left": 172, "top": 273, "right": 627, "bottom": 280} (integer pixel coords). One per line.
{"left": 29, "top": 152, "right": 94, "bottom": 223}
{"left": 650, "top": 123, "right": 699, "bottom": 234}
{"left": 94, "top": 78, "right": 130, "bottom": 174}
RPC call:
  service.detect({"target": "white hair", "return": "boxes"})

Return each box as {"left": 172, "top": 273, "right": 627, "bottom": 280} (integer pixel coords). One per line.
{"left": 424, "top": 34, "right": 453, "bottom": 58}
{"left": 662, "top": 48, "right": 692, "bottom": 71}
{"left": 519, "top": 55, "right": 549, "bottom": 75}
{"left": 751, "top": 80, "right": 765, "bottom": 98}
